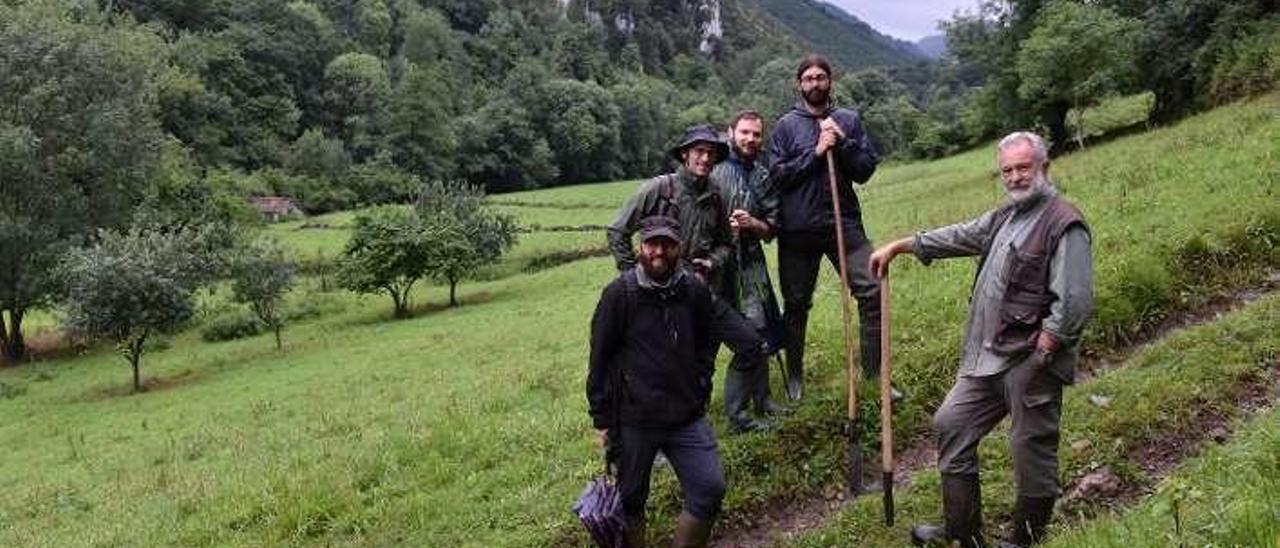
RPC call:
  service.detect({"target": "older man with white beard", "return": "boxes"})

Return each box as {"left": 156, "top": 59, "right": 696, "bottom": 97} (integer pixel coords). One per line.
{"left": 869, "top": 132, "right": 1094, "bottom": 548}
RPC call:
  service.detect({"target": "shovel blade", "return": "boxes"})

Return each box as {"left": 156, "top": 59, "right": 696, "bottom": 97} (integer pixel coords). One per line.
{"left": 883, "top": 471, "right": 895, "bottom": 525}
{"left": 847, "top": 421, "right": 864, "bottom": 495}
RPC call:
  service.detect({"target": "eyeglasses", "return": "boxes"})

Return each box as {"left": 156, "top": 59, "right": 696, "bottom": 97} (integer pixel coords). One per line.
{"left": 800, "top": 73, "right": 829, "bottom": 84}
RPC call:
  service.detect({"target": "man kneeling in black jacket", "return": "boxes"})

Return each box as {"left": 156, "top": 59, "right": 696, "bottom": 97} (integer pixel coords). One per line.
{"left": 588, "top": 216, "right": 737, "bottom": 548}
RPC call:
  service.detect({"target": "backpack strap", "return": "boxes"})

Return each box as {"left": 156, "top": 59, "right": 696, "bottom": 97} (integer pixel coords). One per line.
{"left": 655, "top": 174, "right": 680, "bottom": 219}
{"left": 621, "top": 268, "right": 640, "bottom": 321}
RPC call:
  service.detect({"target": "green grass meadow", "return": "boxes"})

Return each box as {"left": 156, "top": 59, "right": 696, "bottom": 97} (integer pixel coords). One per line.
{"left": 0, "top": 93, "right": 1276, "bottom": 547}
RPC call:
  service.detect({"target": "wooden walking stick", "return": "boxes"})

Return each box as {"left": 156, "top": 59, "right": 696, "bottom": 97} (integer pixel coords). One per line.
{"left": 880, "top": 277, "right": 895, "bottom": 525}
{"left": 826, "top": 151, "right": 863, "bottom": 495}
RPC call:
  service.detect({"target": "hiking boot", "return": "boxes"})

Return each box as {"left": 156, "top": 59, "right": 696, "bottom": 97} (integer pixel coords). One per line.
{"left": 1002, "top": 495, "right": 1055, "bottom": 547}
{"left": 910, "top": 473, "right": 985, "bottom": 548}
{"left": 671, "top": 511, "right": 714, "bottom": 548}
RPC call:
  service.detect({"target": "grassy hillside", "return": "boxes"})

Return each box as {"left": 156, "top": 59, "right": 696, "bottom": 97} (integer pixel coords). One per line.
{"left": 1046, "top": 406, "right": 1280, "bottom": 548}
{"left": 0, "top": 93, "right": 1275, "bottom": 547}
{"left": 790, "top": 292, "right": 1280, "bottom": 546}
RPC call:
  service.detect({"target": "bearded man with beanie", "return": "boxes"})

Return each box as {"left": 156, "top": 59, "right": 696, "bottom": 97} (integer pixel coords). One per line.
{"left": 589, "top": 216, "right": 729, "bottom": 548}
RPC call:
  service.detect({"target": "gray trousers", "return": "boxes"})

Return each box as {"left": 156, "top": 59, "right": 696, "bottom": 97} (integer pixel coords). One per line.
{"left": 933, "top": 356, "right": 1064, "bottom": 498}
{"left": 617, "top": 418, "right": 726, "bottom": 520}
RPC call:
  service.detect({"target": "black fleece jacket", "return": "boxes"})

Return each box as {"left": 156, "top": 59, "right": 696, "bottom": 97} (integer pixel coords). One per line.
{"left": 767, "top": 103, "right": 880, "bottom": 235}
{"left": 587, "top": 269, "right": 717, "bottom": 429}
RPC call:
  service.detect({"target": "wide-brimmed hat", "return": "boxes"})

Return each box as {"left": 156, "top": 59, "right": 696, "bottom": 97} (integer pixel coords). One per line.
{"left": 668, "top": 124, "right": 730, "bottom": 163}
{"left": 639, "top": 216, "right": 682, "bottom": 244}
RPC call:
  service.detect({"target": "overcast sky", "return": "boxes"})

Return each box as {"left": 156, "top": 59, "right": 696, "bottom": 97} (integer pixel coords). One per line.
{"left": 826, "top": 0, "right": 981, "bottom": 41}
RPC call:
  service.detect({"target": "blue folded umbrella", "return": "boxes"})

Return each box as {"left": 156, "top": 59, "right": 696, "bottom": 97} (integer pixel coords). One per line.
{"left": 571, "top": 473, "right": 625, "bottom": 548}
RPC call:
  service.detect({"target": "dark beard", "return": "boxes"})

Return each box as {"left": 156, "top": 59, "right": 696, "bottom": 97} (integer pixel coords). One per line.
{"left": 639, "top": 254, "right": 671, "bottom": 282}
{"left": 803, "top": 87, "right": 829, "bottom": 109}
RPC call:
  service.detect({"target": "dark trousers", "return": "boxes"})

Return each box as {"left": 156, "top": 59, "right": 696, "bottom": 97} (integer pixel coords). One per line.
{"left": 617, "top": 418, "right": 727, "bottom": 520}
{"left": 778, "top": 228, "right": 881, "bottom": 379}
{"left": 933, "top": 358, "right": 1065, "bottom": 498}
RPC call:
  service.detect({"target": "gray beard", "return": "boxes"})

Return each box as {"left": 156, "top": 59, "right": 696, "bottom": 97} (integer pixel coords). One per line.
{"left": 1008, "top": 176, "right": 1051, "bottom": 207}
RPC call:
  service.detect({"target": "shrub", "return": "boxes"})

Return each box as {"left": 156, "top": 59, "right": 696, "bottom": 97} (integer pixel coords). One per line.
{"left": 201, "top": 310, "right": 263, "bottom": 342}
{"left": 1209, "top": 19, "right": 1280, "bottom": 104}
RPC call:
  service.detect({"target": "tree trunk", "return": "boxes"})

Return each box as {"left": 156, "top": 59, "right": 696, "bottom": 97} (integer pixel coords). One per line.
{"left": 1073, "top": 100, "right": 1086, "bottom": 151}
{"left": 132, "top": 355, "right": 141, "bottom": 392}
{"left": 129, "top": 336, "right": 144, "bottom": 393}
{"left": 1044, "top": 101, "right": 1072, "bottom": 156}
{"left": 1, "top": 308, "right": 26, "bottom": 363}
{"left": 390, "top": 288, "right": 406, "bottom": 318}
{"left": 449, "top": 276, "right": 458, "bottom": 307}
{"left": 273, "top": 325, "right": 282, "bottom": 350}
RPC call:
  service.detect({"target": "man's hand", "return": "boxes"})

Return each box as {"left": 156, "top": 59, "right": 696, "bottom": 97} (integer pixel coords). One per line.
{"left": 815, "top": 128, "right": 839, "bottom": 157}
{"left": 819, "top": 117, "right": 845, "bottom": 139}
{"left": 869, "top": 237, "right": 914, "bottom": 279}
{"left": 729, "top": 209, "right": 767, "bottom": 237}
{"left": 1035, "top": 330, "right": 1061, "bottom": 356}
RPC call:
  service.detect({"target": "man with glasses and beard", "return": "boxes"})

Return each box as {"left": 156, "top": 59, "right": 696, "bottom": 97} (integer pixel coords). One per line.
{"left": 869, "top": 132, "right": 1094, "bottom": 548}
{"left": 767, "top": 53, "right": 900, "bottom": 402}
{"left": 589, "top": 216, "right": 730, "bottom": 548}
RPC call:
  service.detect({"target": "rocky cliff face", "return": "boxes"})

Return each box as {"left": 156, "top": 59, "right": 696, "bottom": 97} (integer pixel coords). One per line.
{"left": 557, "top": 0, "right": 728, "bottom": 56}
{"left": 696, "top": 0, "right": 723, "bottom": 53}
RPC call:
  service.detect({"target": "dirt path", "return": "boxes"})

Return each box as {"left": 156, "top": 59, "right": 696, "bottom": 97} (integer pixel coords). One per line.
{"left": 714, "top": 272, "right": 1280, "bottom": 547}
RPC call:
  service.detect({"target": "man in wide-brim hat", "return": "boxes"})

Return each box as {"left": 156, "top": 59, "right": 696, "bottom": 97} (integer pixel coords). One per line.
{"left": 608, "top": 124, "right": 735, "bottom": 292}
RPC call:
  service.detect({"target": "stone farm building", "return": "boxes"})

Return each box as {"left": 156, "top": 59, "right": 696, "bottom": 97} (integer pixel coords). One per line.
{"left": 250, "top": 196, "right": 304, "bottom": 223}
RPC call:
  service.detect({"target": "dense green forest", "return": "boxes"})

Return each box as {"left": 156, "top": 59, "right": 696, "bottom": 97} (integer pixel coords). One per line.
{"left": 5, "top": 0, "right": 1274, "bottom": 202}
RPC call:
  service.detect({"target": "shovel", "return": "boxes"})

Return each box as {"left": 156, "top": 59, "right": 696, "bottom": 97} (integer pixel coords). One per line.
{"left": 879, "top": 277, "right": 895, "bottom": 525}
{"left": 826, "top": 151, "right": 864, "bottom": 495}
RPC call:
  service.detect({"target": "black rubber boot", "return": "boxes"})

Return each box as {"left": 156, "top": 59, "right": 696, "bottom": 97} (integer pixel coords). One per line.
{"left": 624, "top": 512, "right": 646, "bottom": 548}
{"left": 783, "top": 313, "right": 807, "bottom": 400}
{"left": 671, "top": 511, "right": 714, "bottom": 548}
{"left": 1002, "top": 495, "right": 1055, "bottom": 547}
{"left": 723, "top": 367, "right": 756, "bottom": 434}
{"left": 911, "top": 473, "right": 984, "bottom": 548}
{"left": 859, "top": 324, "right": 905, "bottom": 404}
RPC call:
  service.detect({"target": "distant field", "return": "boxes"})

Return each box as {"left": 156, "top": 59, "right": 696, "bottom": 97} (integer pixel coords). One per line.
{"left": 0, "top": 93, "right": 1275, "bottom": 547}
{"left": 266, "top": 195, "right": 621, "bottom": 278}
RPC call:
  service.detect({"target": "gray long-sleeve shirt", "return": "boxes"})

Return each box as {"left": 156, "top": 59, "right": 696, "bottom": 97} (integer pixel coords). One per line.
{"left": 912, "top": 187, "right": 1094, "bottom": 381}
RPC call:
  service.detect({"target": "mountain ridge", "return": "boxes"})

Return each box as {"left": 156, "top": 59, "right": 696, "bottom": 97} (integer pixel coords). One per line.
{"left": 742, "top": 0, "right": 926, "bottom": 70}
